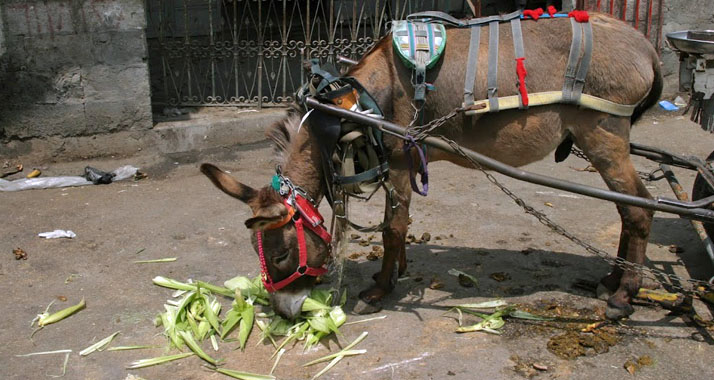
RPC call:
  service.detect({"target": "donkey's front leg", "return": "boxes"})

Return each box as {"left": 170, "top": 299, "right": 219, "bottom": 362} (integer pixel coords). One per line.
{"left": 359, "top": 166, "right": 413, "bottom": 306}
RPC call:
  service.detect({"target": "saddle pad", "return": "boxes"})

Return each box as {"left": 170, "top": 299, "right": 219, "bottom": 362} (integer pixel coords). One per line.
{"left": 391, "top": 20, "right": 447, "bottom": 71}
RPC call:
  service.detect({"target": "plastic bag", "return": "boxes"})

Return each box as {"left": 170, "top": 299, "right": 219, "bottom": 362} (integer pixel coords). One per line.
{"left": 0, "top": 165, "right": 139, "bottom": 192}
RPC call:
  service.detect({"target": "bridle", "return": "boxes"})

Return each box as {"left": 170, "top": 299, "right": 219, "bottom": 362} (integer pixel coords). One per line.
{"left": 256, "top": 173, "right": 331, "bottom": 293}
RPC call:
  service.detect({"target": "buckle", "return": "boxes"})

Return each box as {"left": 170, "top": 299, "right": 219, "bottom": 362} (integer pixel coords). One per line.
{"left": 297, "top": 265, "right": 308, "bottom": 275}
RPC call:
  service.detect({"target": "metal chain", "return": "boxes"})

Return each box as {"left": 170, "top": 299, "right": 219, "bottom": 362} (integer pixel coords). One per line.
{"left": 570, "top": 147, "right": 654, "bottom": 182}
{"left": 406, "top": 109, "right": 713, "bottom": 296}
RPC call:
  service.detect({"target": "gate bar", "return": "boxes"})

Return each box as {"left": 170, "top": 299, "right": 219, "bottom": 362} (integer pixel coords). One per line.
{"left": 304, "top": 97, "right": 714, "bottom": 223}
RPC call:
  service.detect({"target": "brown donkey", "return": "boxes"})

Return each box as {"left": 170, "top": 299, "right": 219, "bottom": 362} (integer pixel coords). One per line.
{"left": 202, "top": 13, "right": 663, "bottom": 320}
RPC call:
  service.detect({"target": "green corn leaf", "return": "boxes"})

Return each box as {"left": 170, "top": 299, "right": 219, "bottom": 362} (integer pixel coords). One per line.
{"left": 106, "top": 345, "right": 156, "bottom": 351}
{"left": 126, "top": 352, "right": 194, "bottom": 369}
{"left": 178, "top": 331, "right": 220, "bottom": 366}
{"left": 303, "top": 331, "right": 368, "bottom": 366}
{"left": 221, "top": 310, "right": 242, "bottom": 340}
{"left": 453, "top": 300, "right": 507, "bottom": 309}
{"left": 329, "top": 307, "right": 346, "bottom": 328}
{"left": 79, "top": 331, "right": 120, "bottom": 356}
{"left": 196, "top": 281, "right": 234, "bottom": 298}
{"left": 508, "top": 309, "right": 554, "bottom": 321}
{"left": 270, "top": 348, "right": 285, "bottom": 375}
{"left": 152, "top": 276, "right": 195, "bottom": 292}
{"left": 307, "top": 317, "right": 331, "bottom": 334}
{"left": 134, "top": 258, "right": 177, "bottom": 263}
{"left": 301, "top": 298, "right": 330, "bottom": 312}
{"left": 447, "top": 268, "right": 478, "bottom": 287}
{"left": 238, "top": 304, "right": 254, "bottom": 350}
{"left": 214, "top": 368, "right": 276, "bottom": 380}
{"left": 311, "top": 356, "right": 342, "bottom": 379}
{"left": 211, "top": 334, "right": 219, "bottom": 351}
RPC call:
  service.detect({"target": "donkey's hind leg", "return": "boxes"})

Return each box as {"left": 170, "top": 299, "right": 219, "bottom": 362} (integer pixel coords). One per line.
{"left": 570, "top": 114, "right": 653, "bottom": 319}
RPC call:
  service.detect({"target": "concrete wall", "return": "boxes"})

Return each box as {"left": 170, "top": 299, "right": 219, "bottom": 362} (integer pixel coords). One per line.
{"left": 0, "top": 0, "right": 152, "bottom": 143}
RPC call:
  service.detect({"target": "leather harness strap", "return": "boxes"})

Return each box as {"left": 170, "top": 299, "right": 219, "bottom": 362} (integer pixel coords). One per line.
{"left": 563, "top": 17, "right": 593, "bottom": 104}
{"left": 487, "top": 21, "right": 500, "bottom": 113}
{"left": 408, "top": 10, "right": 521, "bottom": 27}
{"left": 463, "top": 26, "right": 481, "bottom": 108}
{"left": 510, "top": 17, "right": 527, "bottom": 109}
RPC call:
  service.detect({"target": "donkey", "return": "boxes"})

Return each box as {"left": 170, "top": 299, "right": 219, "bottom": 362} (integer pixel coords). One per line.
{"left": 201, "top": 13, "right": 663, "bottom": 320}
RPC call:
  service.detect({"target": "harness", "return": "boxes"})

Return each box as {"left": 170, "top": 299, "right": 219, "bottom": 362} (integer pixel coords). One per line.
{"left": 256, "top": 172, "right": 331, "bottom": 292}
{"left": 400, "top": 9, "right": 640, "bottom": 118}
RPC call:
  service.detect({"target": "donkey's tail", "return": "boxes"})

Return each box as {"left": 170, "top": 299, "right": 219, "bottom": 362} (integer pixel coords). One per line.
{"left": 631, "top": 57, "right": 663, "bottom": 125}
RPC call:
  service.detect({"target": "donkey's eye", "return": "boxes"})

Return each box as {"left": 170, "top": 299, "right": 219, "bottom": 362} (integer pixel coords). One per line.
{"left": 273, "top": 250, "right": 290, "bottom": 264}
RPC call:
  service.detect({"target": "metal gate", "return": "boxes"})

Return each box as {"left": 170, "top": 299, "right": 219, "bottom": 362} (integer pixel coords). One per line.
{"left": 577, "top": 0, "right": 665, "bottom": 52}
{"left": 145, "top": 0, "right": 470, "bottom": 108}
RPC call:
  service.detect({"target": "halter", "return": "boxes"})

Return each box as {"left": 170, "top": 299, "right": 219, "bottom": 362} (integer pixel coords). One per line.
{"left": 256, "top": 173, "right": 331, "bottom": 293}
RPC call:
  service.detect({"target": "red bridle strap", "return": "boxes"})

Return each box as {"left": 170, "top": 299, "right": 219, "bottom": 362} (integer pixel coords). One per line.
{"left": 256, "top": 197, "right": 330, "bottom": 293}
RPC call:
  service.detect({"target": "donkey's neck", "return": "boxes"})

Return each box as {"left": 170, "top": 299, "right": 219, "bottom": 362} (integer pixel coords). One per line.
{"left": 281, "top": 125, "right": 324, "bottom": 203}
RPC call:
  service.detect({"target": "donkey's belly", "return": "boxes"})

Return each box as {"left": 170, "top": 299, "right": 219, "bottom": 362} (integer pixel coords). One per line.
{"left": 429, "top": 105, "right": 568, "bottom": 168}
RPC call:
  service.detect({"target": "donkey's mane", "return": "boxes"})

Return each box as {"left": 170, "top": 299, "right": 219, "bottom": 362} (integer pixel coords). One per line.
{"left": 266, "top": 104, "right": 304, "bottom": 164}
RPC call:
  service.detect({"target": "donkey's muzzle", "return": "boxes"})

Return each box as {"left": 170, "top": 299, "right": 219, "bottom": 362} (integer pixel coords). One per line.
{"left": 271, "top": 288, "right": 310, "bottom": 320}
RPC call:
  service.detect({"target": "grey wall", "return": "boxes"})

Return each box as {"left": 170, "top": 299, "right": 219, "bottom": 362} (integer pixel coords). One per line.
{"left": 660, "top": 0, "right": 714, "bottom": 95}
{"left": 0, "top": 0, "right": 152, "bottom": 142}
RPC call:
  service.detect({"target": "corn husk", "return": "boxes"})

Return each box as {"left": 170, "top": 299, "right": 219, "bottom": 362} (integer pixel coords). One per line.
{"left": 79, "top": 331, "right": 120, "bottom": 356}
{"left": 34, "top": 298, "right": 86, "bottom": 327}
{"left": 126, "top": 352, "right": 194, "bottom": 369}
{"left": 214, "top": 368, "right": 276, "bottom": 380}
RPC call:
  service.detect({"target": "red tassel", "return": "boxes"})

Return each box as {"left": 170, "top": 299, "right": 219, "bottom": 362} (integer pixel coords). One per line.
{"left": 568, "top": 10, "right": 590, "bottom": 22}
{"left": 547, "top": 5, "right": 558, "bottom": 17}
{"left": 515, "top": 57, "right": 529, "bottom": 107}
{"left": 523, "top": 8, "right": 544, "bottom": 21}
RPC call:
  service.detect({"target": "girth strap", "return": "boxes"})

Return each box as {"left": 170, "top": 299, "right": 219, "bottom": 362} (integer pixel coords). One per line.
{"left": 487, "top": 21, "right": 500, "bottom": 112}
{"left": 563, "top": 17, "right": 593, "bottom": 104}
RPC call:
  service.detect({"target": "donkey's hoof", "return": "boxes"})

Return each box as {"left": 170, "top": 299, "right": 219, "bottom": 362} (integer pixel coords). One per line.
{"left": 353, "top": 298, "right": 382, "bottom": 315}
{"left": 596, "top": 283, "right": 613, "bottom": 301}
{"left": 605, "top": 300, "right": 634, "bottom": 320}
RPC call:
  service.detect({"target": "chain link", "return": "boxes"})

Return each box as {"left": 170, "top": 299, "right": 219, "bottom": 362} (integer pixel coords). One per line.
{"left": 406, "top": 109, "right": 713, "bottom": 296}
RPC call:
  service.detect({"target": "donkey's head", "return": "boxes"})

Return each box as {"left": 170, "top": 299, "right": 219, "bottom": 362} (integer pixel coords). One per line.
{"left": 200, "top": 107, "right": 332, "bottom": 319}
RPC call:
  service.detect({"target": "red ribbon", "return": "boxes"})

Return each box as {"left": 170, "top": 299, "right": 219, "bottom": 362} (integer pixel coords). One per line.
{"left": 523, "top": 8, "right": 544, "bottom": 21}
{"left": 547, "top": 5, "right": 558, "bottom": 17}
{"left": 568, "top": 10, "right": 590, "bottom": 23}
{"left": 515, "top": 58, "right": 529, "bottom": 107}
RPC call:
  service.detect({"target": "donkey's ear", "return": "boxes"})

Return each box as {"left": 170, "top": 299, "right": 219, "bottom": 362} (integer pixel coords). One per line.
{"left": 200, "top": 163, "right": 257, "bottom": 203}
{"left": 245, "top": 203, "right": 289, "bottom": 230}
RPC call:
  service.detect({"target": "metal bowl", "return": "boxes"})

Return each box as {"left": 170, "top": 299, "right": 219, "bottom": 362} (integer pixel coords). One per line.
{"left": 666, "top": 30, "right": 714, "bottom": 55}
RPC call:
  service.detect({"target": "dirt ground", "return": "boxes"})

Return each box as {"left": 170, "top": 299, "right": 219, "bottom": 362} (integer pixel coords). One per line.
{"left": 2, "top": 109, "right": 714, "bottom": 380}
